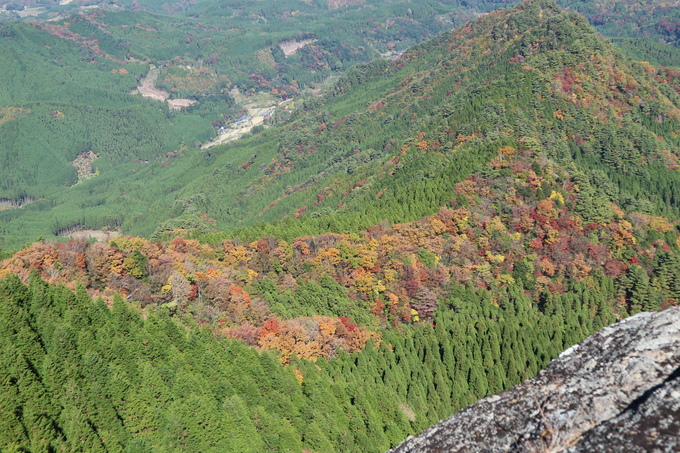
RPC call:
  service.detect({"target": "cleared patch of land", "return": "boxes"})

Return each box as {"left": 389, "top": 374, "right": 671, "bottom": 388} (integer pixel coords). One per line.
{"left": 0, "top": 197, "right": 35, "bottom": 211}
{"left": 66, "top": 229, "right": 121, "bottom": 241}
{"left": 133, "top": 65, "right": 169, "bottom": 101}
{"left": 133, "top": 66, "right": 196, "bottom": 109}
{"left": 279, "top": 39, "right": 316, "bottom": 56}
{"left": 201, "top": 93, "right": 287, "bottom": 148}
{"left": 167, "top": 98, "right": 197, "bottom": 110}
{"left": 71, "top": 150, "right": 98, "bottom": 183}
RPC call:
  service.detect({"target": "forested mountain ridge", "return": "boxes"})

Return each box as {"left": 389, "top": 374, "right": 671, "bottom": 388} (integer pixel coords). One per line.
{"left": 2, "top": 0, "right": 680, "bottom": 249}
{"left": 188, "top": 0, "right": 680, "bottom": 243}
{"left": 0, "top": 0, "right": 507, "bottom": 249}
{"left": 1, "top": 0, "right": 680, "bottom": 450}
{"left": 0, "top": 269, "right": 609, "bottom": 451}
{"left": 3, "top": 137, "right": 678, "bottom": 357}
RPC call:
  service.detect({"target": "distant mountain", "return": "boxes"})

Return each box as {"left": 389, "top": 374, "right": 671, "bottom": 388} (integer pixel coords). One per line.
{"left": 189, "top": 0, "right": 680, "bottom": 242}
{"left": 0, "top": 0, "right": 482, "bottom": 249}
{"left": 557, "top": 0, "right": 680, "bottom": 66}
{"left": 1, "top": 0, "right": 680, "bottom": 252}
{"left": 3, "top": 0, "right": 680, "bottom": 249}
{"left": 1, "top": 0, "right": 679, "bottom": 451}
{"left": 389, "top": 307, "right": 680, "bottom": 452}
{"left": 559, "top": 0, "right": 680, "bottom": 42}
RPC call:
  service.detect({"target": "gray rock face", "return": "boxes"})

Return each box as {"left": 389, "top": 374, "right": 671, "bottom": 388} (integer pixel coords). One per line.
{"left": 390, "top": 307, "right": 680, "bottom": 453}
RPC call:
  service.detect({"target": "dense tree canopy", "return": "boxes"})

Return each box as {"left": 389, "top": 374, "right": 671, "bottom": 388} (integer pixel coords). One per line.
{"left": 2, "top": 0, "right": 680, "bottom": 450}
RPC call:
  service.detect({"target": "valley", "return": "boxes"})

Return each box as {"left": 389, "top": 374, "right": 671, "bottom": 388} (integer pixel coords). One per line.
{"left": 201, "top": 91, "right": 289, "bottom": 148}
{"left": 2, "top": 0, "right": 678, "bottom": 249}
{"left": 0, "top": 0, "right": 679, "bottom": 451}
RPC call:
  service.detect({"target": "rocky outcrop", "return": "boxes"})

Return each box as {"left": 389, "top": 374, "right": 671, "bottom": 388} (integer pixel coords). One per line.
{"left": 327, "top": 0, "right": 365, "bottom": 10}
{"left": 390, "top": 308, "right": 680, "bottom": 452}
{"left": 71, "top": 150, "right": 98, "bottom": 183}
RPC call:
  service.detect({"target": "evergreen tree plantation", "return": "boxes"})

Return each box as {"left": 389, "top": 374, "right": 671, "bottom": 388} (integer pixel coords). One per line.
{"left": 1, "top": 0, "right": 680, "bottom": 451}
{"left": 1, "top": 0, "right": 680, "bottom": 249}
{"left": 0, "top": 0, "right": 480, "bottom": 248}
{"left": 0, "top": 271, "right": 614, "bottom": 451}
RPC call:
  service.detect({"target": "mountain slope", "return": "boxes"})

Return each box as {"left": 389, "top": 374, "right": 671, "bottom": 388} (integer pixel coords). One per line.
{"left": 1, "top": 1, "right": 680, "bottom": 451}
{"left": 5, "top": 0, "right": 680, "bottom": 314}
{"left": 0, "top": 0, "right": 497, "bottom": 249}
{"left": 189, "top": 0, "right": 680, "bottom": 242}
{"left": 0, "top": 267, "right": 599, "bottom": 451}
{"left": 3, "top": 0, "right": 680, "bottom": 249}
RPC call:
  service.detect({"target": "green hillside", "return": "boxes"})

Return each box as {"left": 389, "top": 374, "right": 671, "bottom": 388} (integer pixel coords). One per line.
{"left": 0, "top": 20, "right": 216, "bottom": 242}
{"left": 0, "top": 268, "right": 606, "bottom": 451}
{"left": 0, "top": 0, "right": 513, "bottom": 250}
{"left": 0, "top": 0, "right": 680, "bottom": 452}
{"left": 3, "top": 0, "right": 680, "bottom": 250}
{"left": 164, "top": 0, "right": 680, "bottom": 242}
{"left": 1, "top": 0, "right": 680, "bottom": 450}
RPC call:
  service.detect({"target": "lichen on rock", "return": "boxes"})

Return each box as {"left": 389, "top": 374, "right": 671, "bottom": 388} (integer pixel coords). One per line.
{"left": 389, "top": 308, "right": 680, "bottom": 452}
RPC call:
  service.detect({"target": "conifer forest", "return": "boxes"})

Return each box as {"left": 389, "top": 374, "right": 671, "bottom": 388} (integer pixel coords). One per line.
{"left": 1, "top": 0, "right": 679, "bottom": 450}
